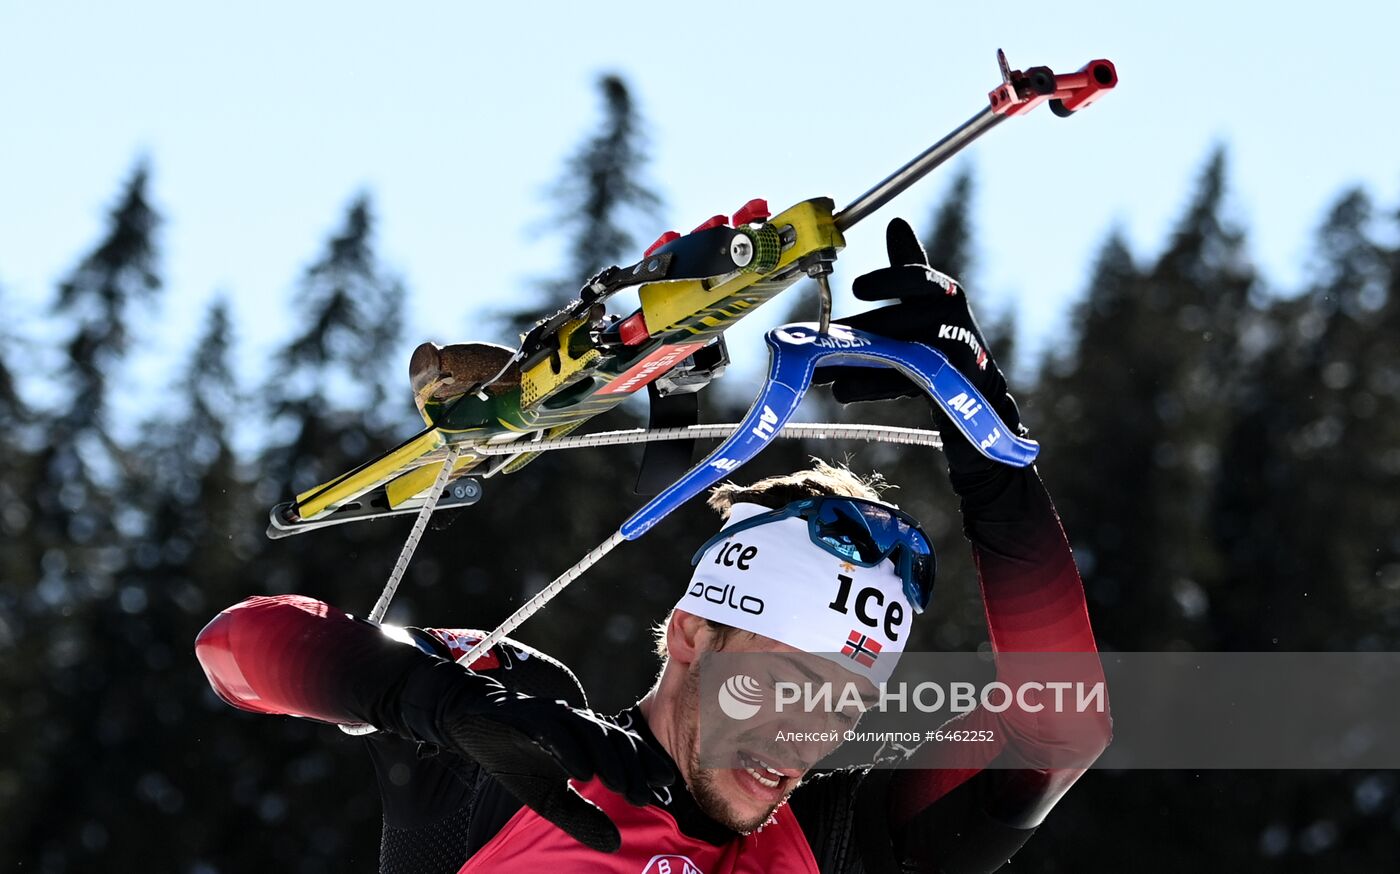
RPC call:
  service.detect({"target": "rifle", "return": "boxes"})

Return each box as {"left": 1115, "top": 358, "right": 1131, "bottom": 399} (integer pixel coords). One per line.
{"left": 265, "top": 50, "right": 1117, "bottom": 666}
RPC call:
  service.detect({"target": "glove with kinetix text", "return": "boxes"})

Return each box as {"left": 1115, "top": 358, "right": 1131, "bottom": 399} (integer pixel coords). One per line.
{"left": 814, "top": 217, "right": 1026, "bottom": 473}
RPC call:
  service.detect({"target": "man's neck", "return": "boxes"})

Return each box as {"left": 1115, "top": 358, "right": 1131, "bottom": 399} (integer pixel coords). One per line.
{"left": 629, "top": 688, "right": 739, "bottom": 846}
{"left": 636, "top": 687, "right": 672, "bottom": 759}
{"left": 636, "top": 665, "right": 687, "bottom": 773}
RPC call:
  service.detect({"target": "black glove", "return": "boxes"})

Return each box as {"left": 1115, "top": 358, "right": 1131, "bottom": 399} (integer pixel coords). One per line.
{"left": 814, "top": 217, "right": 1025, "bottom": 473}
{"left": 397, "top": 661, "right": 674, "bottom": 853}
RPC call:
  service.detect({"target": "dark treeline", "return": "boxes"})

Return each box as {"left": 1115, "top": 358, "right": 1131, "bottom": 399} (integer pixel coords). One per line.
{"left": 1, "top": 75, "right": 1398, "bottom": 871}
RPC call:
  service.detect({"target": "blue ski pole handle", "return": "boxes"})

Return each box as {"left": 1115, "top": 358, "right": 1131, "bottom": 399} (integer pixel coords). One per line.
{"left": 620, "top": 322, "right": 1037, "bottom": 539}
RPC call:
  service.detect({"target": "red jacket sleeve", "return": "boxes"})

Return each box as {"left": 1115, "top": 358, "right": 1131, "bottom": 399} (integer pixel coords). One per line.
{"left": 195, "top": 595, "right": 587, "bottom": 737}
{"left": 195, "top": 594, "right": 444, "bottom": 728}
{"left": 890, "top": 464, "right": 1111, "bottom": 831}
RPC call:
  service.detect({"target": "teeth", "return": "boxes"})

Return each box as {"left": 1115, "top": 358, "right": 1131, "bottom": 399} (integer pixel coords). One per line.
{"left": 739, "top": 753, "right": 786, "bottom": 788}
{"left": 746, "top": 767, "right": 780, "bottom": 788}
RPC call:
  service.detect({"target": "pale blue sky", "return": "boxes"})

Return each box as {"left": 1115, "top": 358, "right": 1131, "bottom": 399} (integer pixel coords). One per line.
{"left": 2, "top": 1, "right": 1397, "bottom": 426}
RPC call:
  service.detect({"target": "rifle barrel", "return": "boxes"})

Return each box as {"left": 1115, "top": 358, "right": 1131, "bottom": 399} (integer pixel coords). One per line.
{"left": 834, "top": 105, "right": 1004, "bottom": 234}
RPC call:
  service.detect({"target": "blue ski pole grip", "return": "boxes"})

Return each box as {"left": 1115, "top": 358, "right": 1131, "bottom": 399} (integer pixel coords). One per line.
{"left": 620, "top": 323, "right": 1036, "bottom": 540}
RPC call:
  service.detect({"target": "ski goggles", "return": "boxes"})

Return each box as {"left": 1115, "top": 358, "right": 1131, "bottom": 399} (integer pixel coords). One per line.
{"left": 690, "top": 497, "right": 937, "bottom": 613}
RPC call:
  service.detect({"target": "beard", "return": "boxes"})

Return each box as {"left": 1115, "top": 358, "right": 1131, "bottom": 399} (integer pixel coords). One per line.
{"left": 679, "top": 657, "right": 797, "bottom": 834}
{"left": 687, "top": 763, "right": 790, "bottom": 835}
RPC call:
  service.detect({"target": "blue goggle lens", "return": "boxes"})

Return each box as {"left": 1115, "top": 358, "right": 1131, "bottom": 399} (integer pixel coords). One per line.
{"left": 808, "top": 498, "right": 935, "bottom": 612}
{"left": 690, "top": 497, "right": 936, "bottom": 613}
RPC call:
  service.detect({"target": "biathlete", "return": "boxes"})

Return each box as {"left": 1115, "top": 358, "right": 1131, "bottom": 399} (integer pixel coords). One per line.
{"left": 196, "top": 218, "right": 1111, "bottom": 873}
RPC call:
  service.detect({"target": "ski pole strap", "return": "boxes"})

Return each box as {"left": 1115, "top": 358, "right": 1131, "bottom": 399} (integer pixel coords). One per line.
{"left": 620, "top": 322, "right": 1038, "bottom": 540}
{"left": 456, "top": 530, "right": 627, "bottom": 667}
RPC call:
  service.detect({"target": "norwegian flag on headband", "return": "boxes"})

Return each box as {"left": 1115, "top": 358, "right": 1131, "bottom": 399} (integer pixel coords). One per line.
{"left": 841, "top": 630, "right": 883, "bottom": 669}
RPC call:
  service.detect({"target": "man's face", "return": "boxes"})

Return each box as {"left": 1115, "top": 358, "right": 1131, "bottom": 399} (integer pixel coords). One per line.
{"left": 672, "top": 628, "right": 869, "bottom": 834}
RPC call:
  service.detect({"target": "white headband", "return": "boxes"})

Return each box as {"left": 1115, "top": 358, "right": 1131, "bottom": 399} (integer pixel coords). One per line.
{"left": 681, "top": 502, "right": 910, "bottom": 684}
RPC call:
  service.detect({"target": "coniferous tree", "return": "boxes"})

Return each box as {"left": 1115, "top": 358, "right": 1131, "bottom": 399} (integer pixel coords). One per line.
{"left": 132, "top": 296, "right": 250, "bottom": 617}
{"left": 1128, "top": 192, "right": 1399, "bottom": 874}
{"left": 277, "top": 195, "right": 405, "bottom": 414}
{"left": 503, "top": 74, "right": 662, "bottom": 333}
{"left": 0, "top": 279, "right": 33, "bottom": 856}
{"left": 34, "top": 161, "right": 161, "bottom": 572}
{"left": 20, "top": 297, "right": 259, "bottom": 869}
{"left": 265, "top": 193, "right": 408, "bottom": 494}
{"left": 922, "top": 166, "right": 975, "bottom": 283}
{"left": 982, "top": 309, "right": 1018, "bottom": 384}
{"left": 1379, "top": 199, "right": 1400, "bottom": 638}
{"left": 458, "top": 74, "right": 668, "bottom": 701}
{"left": 1022, "top": 228, "right": 1207, "bottom": 868}
{"left": 1211, "top": 188, "right": 1394, "bottom": 649}
{"left": 246, "top": 196, "right": 412, "bottom": 868}
{"left": 1033, "top": 148, "right": 1255, "bottom": 649}
{"left": 1024, "top": 164, "right": 1398, "bottom": 874}
{"left": 15, "top": 108, "right": 1400, "bottom": 872}
{"left": 125, "top": 297, "right": 278, "bottom": 870}
{"left": 0, "top": 282, "right": 23, "bottom": 430}
{"left": 1145, "top": 148, "right": 1254, "bottom": 629}
{"left": 0, "top": 277, "right": 30, "bottom": 558}
{"left": 52, "top": 162, "right": 162, "bottom": 424}
{"left": 6, "top": 161, "right": 162, "bottom": 869}
{"left": 1032, "top": 230, "right": 1158, "bottom": 645}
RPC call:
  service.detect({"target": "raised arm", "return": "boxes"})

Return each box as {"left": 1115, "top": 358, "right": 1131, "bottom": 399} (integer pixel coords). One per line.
{"left": 815, "top": 218, "right": 1109, "bottom": 873}
{"left": 879, "top": 463, "right": 1109, "bottom": 871}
